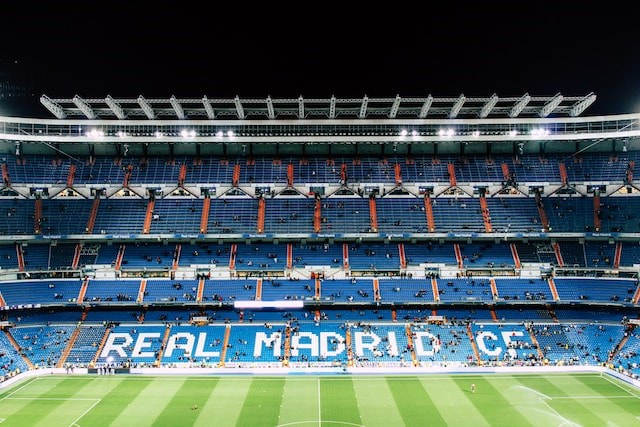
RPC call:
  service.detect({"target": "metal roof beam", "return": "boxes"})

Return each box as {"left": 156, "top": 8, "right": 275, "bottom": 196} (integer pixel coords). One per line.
{"left": 329, "top": 96, "right": 337, "bottom": 119}
{"left": 359, "top": 95, "right": 369, "bottom": 119}
{"left": 72, "top": 95, "right": 96, "bottom": 119}
{"left": 234, "top": 96, "right": 245, "bottom": 119}
{"left": 40, "top": 95, "right": 66, "bottom": 119}
{"left": 449, "top": 94, "right": 466, "bottom": 118}
{"left": 539, "top": 93, "right": 564, "bottom": 117}
{"left": 389, "top": 95, "right": 401, "bottom": 118}
{"left": 509, "top": 93, "right": 531, "bottom": 118}
{"left": 570, "top": 92, "right": 596, "bottom": 117}
{"left": 298, "top": 96, "right": 304, "bottom": 119}
{"left": 266, "top": 96, "right": 275, "bottom": 119}
{"left": 170, "top": 95, "right": 185, "bottom": 119}
{"left": 418, "top": 95, "right": 434, "bottom": 118}
{"left": 479, "top": 93, "right": 499, "bottom": 118}
{"left": 202, "top": 96, "right": 215, "bottom": 119}
{"left": 105, "top": 95, "right": 126, "bottom": 119}
{"left": 137, "top": 95, "right": 155, "bottom": 119}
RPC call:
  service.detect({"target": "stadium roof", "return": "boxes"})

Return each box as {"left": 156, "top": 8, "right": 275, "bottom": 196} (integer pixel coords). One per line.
{"left": 40, "top": 93, "right": 597, "bottom": 120}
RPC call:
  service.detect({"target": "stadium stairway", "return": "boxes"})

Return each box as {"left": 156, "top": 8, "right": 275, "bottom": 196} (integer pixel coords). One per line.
{"left": 404, "top": 324, "right": 418, "bottom": 366}
{"left": 453, "top": 244, "right": 464, "bottom": 269}
{"left": 0, "top": 291, "right": 5, "bottom": 307}
{"left": 257, "top": 198, "right": 266, "bottom": 233}
{"left": 527, "top": 328, "right": 545, "bottom": 360}
{"left": 607, "top": 325, "right": 635, "bottom": 363}
{"left": 315, "top": 278, "right": 321, "bottom": 300}
{"left": 394, "top": 163, "right": 402, "bottom": 186}
{"left": 342, "top": 243, "right": 350, "bottom": 269}
{"left": 368, "top": 197, "right": 378, "bottom": 232}
{"left": 114, "top": 244, "right": 126, "bottom": 270}
{"left": 200, "top": 196, "right": 210, "bottom": 233}
{"left": 466, "top": 324, "right": 481, "bottom": 362}
{"left": 34, "top": 198, "right": 42, "bottom": 234}
{"left": 86, "top": 198, "right": 100, "bottom": 234}
{"left": 1, "top": 162, "right": 11, "bottom": 187}
{"left": 4, "top": 329, "right": 35, "bottom": 369}
{"left": 447, "top": 163, "right": 457, "bottom": 187}
{"left": 172, "top": 244, "right": 181, "bottom": 270}
{"left": 346, "top": 325, "right": 354, "bottom": 367}
{"left": 91, "top": 326, "right": 111, "bottom": 366}
{"left": 510, "top": 243, "right": 522, "bottom": 269}
{"left": 614, "top": 242, "right": 623, "bottom": 269}
{"left": 398, "top": 244, "right": 407, "bottom": 269}
{"left": 286, "top": 244, "right": 293, "bottom": 269}
{"left": 255, "top": 278, "right": 263, "bottom": 301}
{"left": 479, "top": 196, "right": 493, "bottom": 232}
{"left": 593, "top": 195, "right": 601, "bottom": 231}
{"left": 552, "top": 242, "right": 565, "bottom": 267}
{"left": 424, "top": 194, "right": 436, "bottom": 232}
{"left": 632, "top": 283, "right": 640, "bottom": 304}
{"left": 142, "top": 199, "right": 155, "bottom": 234}
{"left": 71, "top": 243, "right": 82, "bottom": 269}
{"left": 196, "top": 277, "right": 205, "bottom": 303}
{"left": 373, "top": 278, "right": 381, "bottom": 301}
{"left": 57, "top": 325, "right": 83, "bottom": 368}
{"left": 16, "top": 243, "right": 25, "bottom": 271}
{"left": 77, "top": 277, "right": 90, "bottom": 305}
{"left": 547, "top": 278, "right": 560, "bottom": 301}
{"left": 219, "top": 325, "right": 231, "bottom": 367}
{"left": 313, "top": 198, "right": 322, "bottom": 233}
{"left": 229, "top": 244, "right": 237, "bottom": 270}
{"left": 535, "top": 192, "right": 550, "bottom": 231}
{"left": 489, "top": 278, "right": 499, "bottom": 300}
{"left": 137, "top": 279, "right": 147, "bottom": 303}
{"left": 156, "top": 325, "right": 171, "bottom": 366}
{"left": 283, "top": 324, "right": 292, "bottom": 366}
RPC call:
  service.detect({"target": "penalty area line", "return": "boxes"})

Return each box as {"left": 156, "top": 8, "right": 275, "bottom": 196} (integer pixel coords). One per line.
{"left": 68, "top": 398, "right": 102, "bottom": 427}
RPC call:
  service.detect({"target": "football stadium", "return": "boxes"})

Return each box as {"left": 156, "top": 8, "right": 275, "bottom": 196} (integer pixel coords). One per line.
{"left": 0, "top": 92, "right": 639, "bottom": 426}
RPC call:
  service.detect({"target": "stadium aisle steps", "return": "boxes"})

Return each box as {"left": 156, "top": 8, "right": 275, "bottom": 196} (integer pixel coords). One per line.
{"left": 219, "top": 325, "right": 231, "bottom": 367}
{"left": 346, "top": 325, "right": 354, "bottom": 366}
{"left": 559, "top": 162, "right": 568, "bottom": 186}
{"left": 156, "top": 325, "right": 171, "bottom": 366}
{"left": 510, "top": 243, "right": 522, "bottom": 269}
{"left": 608, "top": 326, "right": 635, "bottom": 363}
{"left": 547, "top": 278, "right": 560, "bottom": 301}
{"left": 137, "top": 279, "right": 147, "bottom": 303}
{"left": 479, "top": 196, "right": 493, "bottom": 232}
{"left": 255, "top": 278, "right": 263, "bottom": 301}
{"left": 91, "top": 326, "right": 111, "bottom": 365}
{"left": 229, "top": 244, "right": 237, "bottom": 270}
{"left": 404, "top": 324, "right": 418, "bottom": 366}
{"left": 368, "top": 197, "right": 378, "bottom": 232}
{"left": 114, "top": 244, "right": 126, "bottom": 270}
{"left": 398, "top": 244, "right": 407, "bottom": 269}
{"left": 4, "top": 329, "right": 35, "bottom": 369}
{"left": 614, "top": 242, "right": 623, "bottom": 269}
{"left": 287, "top": 164, "right": 294, "bottom": 186}
{"left": 232, "top": 164, "right": 240, "bottom": 187}
{"left": 490, "top": 308, "right": 498, "bottom": 321}
{"left": 86, "top": 198, "right": 100, "bottom": 234}
{"left": 0, "top": 291, "right": 5, "bottom": 307}
{"left": 535, "top": 192, "right": 550, "bottom": 231}
{"left": 594, "top": 195, "right": 601, "bottom": 231}
{"left": 77, "top": 277, "right": 90, "bottom": 304}
{"left": 178, "top": 164, "right": 187, "bottom": 186}
{"left": 286, "top": 244, "right": 292, "bottom": 269}
{"left": 313, "top": 199, "right": 322, "bottom": 232}
{"left": 373, "top": 278, "right": 381, "bottom": 301}
{"left": 466, "top": 324, "right": 481, "bottom": 362}
{"left": 57, "top": 325, "right": 82, "bottom": 368}
{"left": 552, "top": 242, "right": 565, "bottom": 266}
{"left": 72, "top": 243, "right": 82, "bottom": 269}
{"left": 424, "top": 195, "right": 436, "bottom": 232}
{"left": 122, "top": 164, "right": 132, "bottom": 187}
{"left": 342, "top": 243, "right": 349, "bottom": 269}
{"left": 34, "top": 198, "right": 42, "bottom": 234}
{"left": 527, "top": 328, "right": 545, "bottom": 360}
{"left": 632, "top": 282, "right": 640, "bottom": 304}
{"left": 315, "top": 278, "right": 321, "bottom": 300}
{"left": 431, "top": 278, "right": 440, "bottom": 302}
{"left": 391, "top": 308, "right": 397, "bottom": 321}
{"left": 142, "top": 199, "right": 155, "bottom": 234}
{"left": 199, "top": 196, "right": 210, "bottom": 233}
{"left": 1, "top": 162, "right": 11, "bottom": 187}
{"left": 66, "top": 164, "right": 76, "bottom": 188}
{"left": 283, "top": 324, "right": 291, "bottom": 366}
{"left": 16, "top": 243, "right": 25, "bottom": 271}
{"left": 257, "top": 198, "right": 266, "bottom": 233}
{"left": 453, "top": 244, "right": 464, "bottom": 268}
{"left": 447, "top": 163, "right": 457, "bottom": 186}
{"left": 489, "top": 278, "right": 499, "bottom": 300}
{"left": 172, "top": 244, "right": 181, "bottom": 270}
{"left": 196, "top": 277, "right": 205, "bottom": 303}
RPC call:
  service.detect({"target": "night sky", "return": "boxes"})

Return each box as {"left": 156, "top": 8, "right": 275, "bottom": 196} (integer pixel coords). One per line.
{"left": 1, "top": 1, "right": 638, "bottom": 117}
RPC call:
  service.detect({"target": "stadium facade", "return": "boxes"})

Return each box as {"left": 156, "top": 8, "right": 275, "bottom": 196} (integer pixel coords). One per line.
{"left": 0, "top": 93, "right": 639, "bottom": 380}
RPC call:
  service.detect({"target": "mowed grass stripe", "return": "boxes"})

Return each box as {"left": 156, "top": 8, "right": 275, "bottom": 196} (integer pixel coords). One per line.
{"left": 277, "top": 378, "right": 318, "bottom": 426}
{"left": 110, "top": 378, "right": 186, "bottom": 426}
{"left": 1, "top": 377, "right": 93, "bottom": 426}
{"left": 419, "top": 377, "right": 491, "bottom": 427}
{"left": 320, "top": 376, "right": 362, "bottom": 426}
{"left": 151, "top": 378, "right": 219, "bottom": 427}
{"left": 513, "top": 375, "right": 608, "bottom": 426}
{"left": 353, "top": 377, "right": 404, "bottom": 427}
{"left": 235, "top": 378, "right": 285, "bottom": 426}
{"left": 572, "top": 374, "right": 640, "bottom": 423}
{"left": 193, "top": 377, "right": 252, "bottom": 427}
{"left": 386, "top": 377, "right": 445, "bottom": 426}
{"left": 0, "top": 377, "right": 67, "bottom": 421}
{"left": 75, "top": 377, "right": 153, "bottom": 426}
{"left": 34, "top": 377, "right": 124, "bottom": 427}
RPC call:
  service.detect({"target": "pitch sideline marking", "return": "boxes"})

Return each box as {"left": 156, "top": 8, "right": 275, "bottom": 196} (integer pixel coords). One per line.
{"left": 537, "top": 398, "right": 580, "bottom": 427}
{"left": 68, "top": 398, "right": 102, "bottom": 427}
{"left": 4, "top": 397, "right": 101, "bottom": 401}
{"left": 276, "top": 422, "right": 365, "bottom": 427}
{"left": 0, "top": 377, "right": 39, "bottom": 401}
{"left": 317, "top": 378, "right": 321, "bottom": 427}
{"left": 600, "top": 375, "right": 640, "bottom": 399}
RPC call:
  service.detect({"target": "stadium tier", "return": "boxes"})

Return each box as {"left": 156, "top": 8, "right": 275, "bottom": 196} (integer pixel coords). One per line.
{"left": 1, "top": 94, "right": 640, "bottom": 382}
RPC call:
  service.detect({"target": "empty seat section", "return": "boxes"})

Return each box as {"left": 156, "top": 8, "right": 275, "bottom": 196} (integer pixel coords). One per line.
{"left": 292, "top": 244, "right": 342, "bottom": 268}
{"left": 584, "top": 242, "right": 615, "bottom": 268}
{"left": 559, "top": 242, "right": 586, "bottom": 267}
{"left": 75, "top": 157, "right": 128, "bottom": 184}
{"left": 437, "top": 278, "right": 493, "bottom": 302}
{"left": 322, "top": 198, "right": 370, "bottom": 233}
{"left": 48, "top": 243, "right": 75, "bottom": 269}
{"left": 485, "top": 198, "right": 540, "bottom": 233}
{"left": 95, "top": 244, "right": 119, "bottom": 266}
{"left": 129, "top": 157, "right": 181, "bottom": 184}
{"left": 509, "top": 156, "right": 560, "bottom": 182}
{"left": 144, "top": 279, "right": 199, "bottom": 303}
{"left": 151, "top": 199, "right": 203, "bottom": 233}
{"left": 84, "top": 279, "right": 141, "bottom": 303}
{"left": 0, "top": 332, "right": 29, "bottom": 376}
{"left": 376, "top": 197, "right": 428, "bottom": 233}
{"left": 179, "top": 243, "right": 230, "bottom": 266}
{"left": 120, "top": 243, "right": 174, "bottom": 269}
{"left": 348, "top": 243, "right": 399, "bottom": 270}
{"left": 620, "top": 242, "right": 640, "bottom": 266}
{"left": 453, "top": 157, "right": 505, "bottom": 183}
{"left": 235, "top": 243, "right": 287, "bottom": 271}
{"left": 458, "top": 243, "right": 513, "bottom": 268}
{"left": 184, "top": 157, "right": 235, "bottom": 184}
{"left": 264, "top": 198, "right": 313, "bottom": 233}
{"left": 321, "top": 279, "right": 373, "bottom": 303}
{"left": 93, "top": 199, "right": 147, "bottom": 234}
{"left": 205, "top": 279, "right": 257, "bottom": 301}
{"left": 261, "top": 278, "right": 314, "bottom": 301}
{"left": 5, "top": 155, "right": 70, "bottom": 184}
{"left": 377, "top": 278, "right": 434, "bottom": 302}
{"left": 565, "top": 155, "right": 627, "bottom": 182}
{"left": 494, "top": 278, "right": 551, "bottom": 301}
{"left": 41, "top": 199, "right": 93, "bottom": 234}
{"left": 241, "top": 158, "right": 288, "bottom": 185}
{"left": 12, "top": 325, "right": 76, "bottom": 367}
{"left": 403, "top": 243, "right": 456, "bottom": 265}
{"left": 599, "top": 197, "right": 640, "bottom": 232}
{"left": 0, "top": 245, "right": 17, "bottom": 270}
{"left": 554, "top": 278, "right": 637, "bottom": 303}
{"left": 0, "top": 279, "right": 81, "bottom": 305}
{"left": 21, "top": 244, "right": 51, "bottom": 270}
{"left": 494, "top": 308, "right": 552, "bottom": 321}
{"left": 402, "top": 158, "right": 449, "bottom": 183}
{"left": 431, "top": 198, "right": 483, "bottom": 232}
{"left": 67, "top": 325, "right": 107, "bottom": 365}
{"left": 0, "top": 199, "right": 34, "bottom": 235}
{"left": 546, "top": 197, "right": 593, "bottom": 232}
{"left": 207, "top": 198, "right": 256, "bottom": 234}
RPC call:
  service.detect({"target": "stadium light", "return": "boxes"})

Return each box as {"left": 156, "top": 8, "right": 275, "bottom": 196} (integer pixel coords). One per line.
{"left": 86, "top": 129, "right": 104, "bottom": 138}
{"left": 298, "top": 96, "right": 304, "bottom": 119}
{"left": 227, "top": 130, "right": 235, "bottom": 138}
{"left": 180, "top": 129, "right": 196, "bottom": 139}
{"left": 155, "top": 131, "right": 163, "bottom": 138}
{"left": 411, "top": 130, "right": 418, "bottom": 137}
{"left": 509, "top": 130, "right": 518, "bottom": 137}
{"left": 472, "top": 130, "right": 480, "bottom": 137}
{"left": 73, "top": 95, "right": 96, "bottom": 119}
{"left": 400, "top": 129, "right": 408, "bottom": 137}
{"left": 418, "top": 95, "right": 434, "bottom": 118}
{"left": 117, "top": 131, "right": 127, "bottom": 138}
{"left": 216, "top": 131, "right": 224, "bottom": 138}
{"left": 447, "top": 128, "right": 455, "bottom": 137}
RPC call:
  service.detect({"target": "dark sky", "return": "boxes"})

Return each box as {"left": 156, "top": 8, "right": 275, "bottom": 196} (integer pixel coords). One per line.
{"left": 1, "top": 1, "right": 638, "bottom": 117}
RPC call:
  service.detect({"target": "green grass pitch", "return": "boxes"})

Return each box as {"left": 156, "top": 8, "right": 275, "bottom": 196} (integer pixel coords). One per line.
{"left": 0, "top": 373, "right": 638, "bottom": 426}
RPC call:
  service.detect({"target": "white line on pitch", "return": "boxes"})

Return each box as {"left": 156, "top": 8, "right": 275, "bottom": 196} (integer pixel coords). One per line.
{"left": 67, "top": 398, "right": 102, "bottom": 427}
